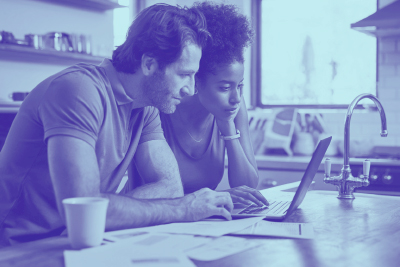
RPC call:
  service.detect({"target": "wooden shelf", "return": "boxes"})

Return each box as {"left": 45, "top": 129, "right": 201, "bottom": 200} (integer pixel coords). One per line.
{"left": 0, "top": 101, "right": 21, "bottom": 113}
{"left": 0, "top": 43, "right": 105, "bottom": 65}
{"left": 31, "top": 0, "right": 126, "bottom": 11}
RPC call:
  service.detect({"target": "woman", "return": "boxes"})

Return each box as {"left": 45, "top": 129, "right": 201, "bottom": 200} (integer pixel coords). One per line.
{"left": 159, "top": 2, "right": 268, "bottom": 206}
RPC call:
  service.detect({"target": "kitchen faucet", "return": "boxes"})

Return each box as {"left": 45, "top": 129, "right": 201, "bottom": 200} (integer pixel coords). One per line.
{"left": 324, "top": 94, "right": 388, "bottom": 199}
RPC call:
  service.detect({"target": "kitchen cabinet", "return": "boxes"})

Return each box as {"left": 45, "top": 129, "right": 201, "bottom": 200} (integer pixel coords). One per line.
{"left": 257, "top": 169, "right": 335, "bottom": 191}
{"left": 217, "top": 154, "right": 400, "bottom": 195}
{"left": 217, "top": 167, "right": 335, "bottom": 191}
{"left": 256, "top": 155, "right": 400, "bottom": 195}
{"left": 0, "top": 43, "right": 104, "bottom": 65}
{"left": 31, "top": 0, "right": 126, "bottom": 11}
{"left": 216, "top": 155, "right": 337, "bottom": 191}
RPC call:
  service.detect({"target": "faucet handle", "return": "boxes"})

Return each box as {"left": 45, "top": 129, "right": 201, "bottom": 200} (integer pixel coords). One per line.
{"left": 324, "top": 158, "right": 331, "bottom": 177}
{"left": 363, "top": 159, "right": 370, "bottom": 178}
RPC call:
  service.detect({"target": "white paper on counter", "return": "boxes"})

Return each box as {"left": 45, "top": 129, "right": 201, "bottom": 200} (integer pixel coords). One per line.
{"left": 185, "top": 236, "right": 261, "bottom": 261}
{"left": 104, "top": 229, "right": 148, "bottom": 242}
{"left": 64, "top": 236, "right": 196, "bottom": 267}
{"left": 232, "top": 220, "right": 314, "bottom": 239}
{"left": 104, "top": 232, "right": 211, "bottom": 252}
{"left": 104, "top": 216, "right": 264, "bottom": 238}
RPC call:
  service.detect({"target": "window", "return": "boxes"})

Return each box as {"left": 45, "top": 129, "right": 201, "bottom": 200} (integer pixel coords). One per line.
{"left": 255, "top": 0, "right": 377, "bottom": 108}
{"left": 113, "top": 0, "right": 133, "bottom": 48}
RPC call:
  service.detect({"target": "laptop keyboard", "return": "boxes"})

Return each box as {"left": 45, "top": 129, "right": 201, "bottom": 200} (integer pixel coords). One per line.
{"left": 238, "top": 201, "right": 291, "bottom": 215}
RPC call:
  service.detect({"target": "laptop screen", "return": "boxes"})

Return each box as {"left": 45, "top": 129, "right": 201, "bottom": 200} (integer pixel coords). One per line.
{"left": 284, "top": 136, "right": 332, "bottom": 217}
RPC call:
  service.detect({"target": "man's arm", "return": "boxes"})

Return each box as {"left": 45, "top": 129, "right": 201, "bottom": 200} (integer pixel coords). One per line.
{"left": 48, "top": 135, "right": 233, "bottom": 231}
{"left": 126, "top": 140, "right": 183, "bottom": 199}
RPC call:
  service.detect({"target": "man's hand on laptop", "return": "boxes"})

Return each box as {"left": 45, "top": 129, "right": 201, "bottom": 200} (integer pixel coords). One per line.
{"left": 182, "top": 188, "right": 234, "bottom": 221}
{"left": 219, "top": 186, "right": 269, "bottom": 207}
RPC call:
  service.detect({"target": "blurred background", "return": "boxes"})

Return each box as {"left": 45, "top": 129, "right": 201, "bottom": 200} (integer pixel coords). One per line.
{"left": 1, "top": 0, "right": 400, "bottom": 194}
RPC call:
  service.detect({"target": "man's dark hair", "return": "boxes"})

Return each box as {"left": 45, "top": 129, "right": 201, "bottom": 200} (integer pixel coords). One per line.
{"left": 112, "top": 4, "right": 209, "bottom": 74}
{"left": 192, "top": 2, "right": 254, "bottom": 79}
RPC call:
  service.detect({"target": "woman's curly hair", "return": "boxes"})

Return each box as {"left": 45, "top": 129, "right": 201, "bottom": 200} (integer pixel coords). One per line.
{"left": 192, "top": 1, "right": 254, "bottom": 79}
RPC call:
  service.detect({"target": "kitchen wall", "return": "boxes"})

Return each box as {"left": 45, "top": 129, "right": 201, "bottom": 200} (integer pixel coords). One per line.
{"left": 0, "top": 0, "right": 114, "bottom": 100}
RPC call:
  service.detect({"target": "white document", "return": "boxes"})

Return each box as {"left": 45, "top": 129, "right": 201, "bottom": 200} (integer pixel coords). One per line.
{"left": 104, "top": 230, "right": 148, "bottom": 242}
{"left": 185, "top": 236, "right": 261, "bottom": 261}
{"left": 64, "top": 236, "right": 196, "bottom": 267}
{"left": 104, "top": 232, "right": 210, "bottom": 252}
{"left": 104, "top": 217, "right": 264, "bottom": 238}
{"left": 233, "top": 220, "right": 314, "bottom": 239}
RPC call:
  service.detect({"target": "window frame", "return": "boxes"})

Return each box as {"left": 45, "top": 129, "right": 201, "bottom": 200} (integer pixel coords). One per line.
{"left": 250, "top": 0, "right": 379, "bottom": 110}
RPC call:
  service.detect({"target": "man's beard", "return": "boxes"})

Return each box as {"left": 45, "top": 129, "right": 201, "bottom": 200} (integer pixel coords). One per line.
{"left": 142, "top": 69, "right": 176, "bottom": 114}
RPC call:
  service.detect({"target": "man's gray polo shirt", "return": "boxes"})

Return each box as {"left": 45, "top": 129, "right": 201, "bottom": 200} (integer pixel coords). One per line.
{"left": 0, "top": 59, "right": 165, "bottom": 246}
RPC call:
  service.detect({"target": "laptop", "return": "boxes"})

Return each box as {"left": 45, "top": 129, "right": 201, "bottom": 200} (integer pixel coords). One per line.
{"left": 231, "top": 136, "right": 332, "bottom": 220}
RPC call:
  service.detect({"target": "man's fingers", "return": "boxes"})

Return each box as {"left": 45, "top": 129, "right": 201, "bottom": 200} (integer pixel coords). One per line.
{"left": 214, "top": 192, "right": 233, "bottom": 211}
{"left": 216, "top": 207, "right": 232, "bottom": 221}
{"left": 225, "top": 193, "right": 234, "bottom": 212}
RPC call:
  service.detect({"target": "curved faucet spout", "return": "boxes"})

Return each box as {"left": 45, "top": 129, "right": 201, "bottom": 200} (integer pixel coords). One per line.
{"left": 344, "top": 94, "right": 388, "bottom": 166}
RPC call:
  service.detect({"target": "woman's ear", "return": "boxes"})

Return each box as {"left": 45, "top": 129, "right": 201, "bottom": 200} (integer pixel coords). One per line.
{"left": 141, "top": 54, "right": 158, "bottom": 76}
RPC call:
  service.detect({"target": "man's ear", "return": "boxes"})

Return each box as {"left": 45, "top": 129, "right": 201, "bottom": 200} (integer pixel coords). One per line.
{"left": 194, "top": 75, "right": 202, "bottom": 88}
{"left": 141, "top": 54, "right": 158, "bottom": 76}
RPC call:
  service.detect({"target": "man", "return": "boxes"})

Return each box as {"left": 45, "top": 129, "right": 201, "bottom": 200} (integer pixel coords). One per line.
{"left": 0, "top": 4, "right": 233, "bottom": 247}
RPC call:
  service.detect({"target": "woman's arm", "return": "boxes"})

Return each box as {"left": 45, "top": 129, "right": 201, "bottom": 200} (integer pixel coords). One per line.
{"left": 216, "top": 98, "right": 268, "bottom": 206}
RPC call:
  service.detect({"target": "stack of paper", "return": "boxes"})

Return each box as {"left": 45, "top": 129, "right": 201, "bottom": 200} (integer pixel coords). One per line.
{"left": 185, "top": 236, "right": 261, "bottom": 261}
{"left": 65, "top": 237, "right": 196, "bottom": 267}
{"left": 64, "top": 211, "right": 314, "bottom": 266}
{"left": 64, "top": 232, "right": 261, "bottom": 266}
{"left": 104, "top": 217, "right": 264, "bottom": 238}
{"left": 233, "top": 220, "right": 314, "bottom": 239}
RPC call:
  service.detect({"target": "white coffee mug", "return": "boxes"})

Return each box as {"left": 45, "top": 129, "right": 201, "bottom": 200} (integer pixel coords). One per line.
{"left": 62, "top": 197, "right": 109, "bottom": 249}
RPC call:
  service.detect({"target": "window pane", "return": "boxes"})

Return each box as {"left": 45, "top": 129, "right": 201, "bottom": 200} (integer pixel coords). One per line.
{"left": 113, "top": 0, "right": 131, "bottom": 48}
{"left": 260, "top": 0, "right": 377, "bottom": 106}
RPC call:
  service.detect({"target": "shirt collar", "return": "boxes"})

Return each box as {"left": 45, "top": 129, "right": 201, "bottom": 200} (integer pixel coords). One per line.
{"left": 100, "top": 59, "right": 133, "bottom": 105}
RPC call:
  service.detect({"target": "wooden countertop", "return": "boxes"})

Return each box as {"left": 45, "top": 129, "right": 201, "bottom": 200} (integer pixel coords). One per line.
{"left": 0, "top": 190, "right": 399, "bottom": 267}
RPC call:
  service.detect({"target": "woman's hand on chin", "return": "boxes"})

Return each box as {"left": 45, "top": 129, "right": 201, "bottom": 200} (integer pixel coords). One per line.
{"left": 215, "top": 118, "right": 237, "bottom": 136}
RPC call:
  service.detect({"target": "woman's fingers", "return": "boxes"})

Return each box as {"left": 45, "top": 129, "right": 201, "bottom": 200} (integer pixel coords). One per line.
{"left": 230, "top": 187, "right": 269, "bottom": 206}
{"left": 231, "top": 195, "right": 253, "bottom": 205}
{"left": 238, "top": 186, "right": 269, "bottom": 206}
{"left": 240, "top": 192, "right": 264, "bottom": 206}
{"left": 254, "top": 190, "right": 269, "bottom": 206}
